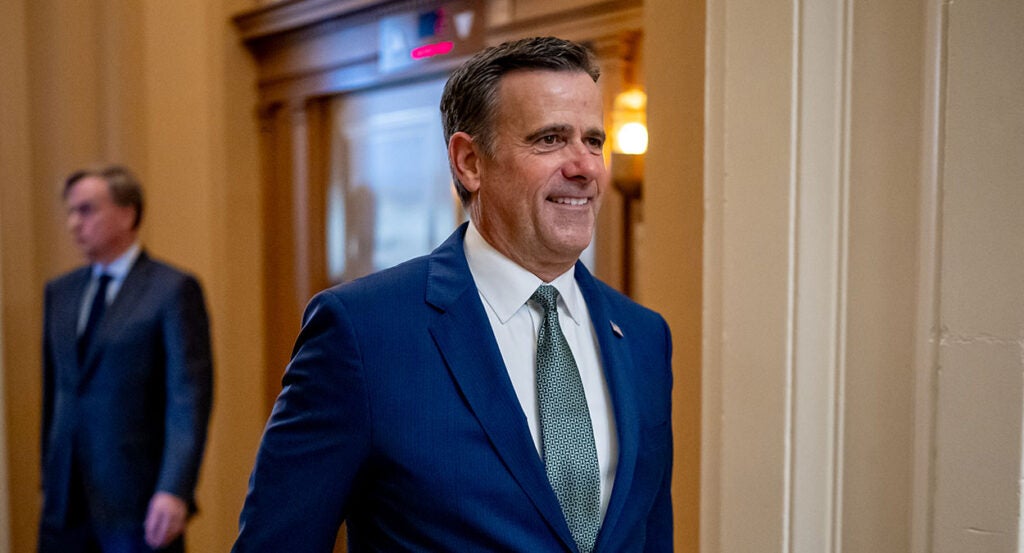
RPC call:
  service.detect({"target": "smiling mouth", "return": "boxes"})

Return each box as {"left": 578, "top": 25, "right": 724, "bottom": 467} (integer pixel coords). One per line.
{"left": 550, "top": 197, "right": 589, "bottom": 206}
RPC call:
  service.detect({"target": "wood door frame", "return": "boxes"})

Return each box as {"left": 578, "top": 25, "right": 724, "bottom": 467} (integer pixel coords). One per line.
{"left": 233, "top": 0, "right": 645, "bottom": 411}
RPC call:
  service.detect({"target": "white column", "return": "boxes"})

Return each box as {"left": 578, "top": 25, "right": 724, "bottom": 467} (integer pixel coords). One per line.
{"left": 704, "top": 0, "right": 926, "bottom": 551}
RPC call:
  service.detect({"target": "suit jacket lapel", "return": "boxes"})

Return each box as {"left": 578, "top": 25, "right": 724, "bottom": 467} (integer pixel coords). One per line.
{"left": 56, "top": 269, "right": 91, "bottom": 388}
{"left": 79, "top": 253, "right": 153, "bottom": 387}
{"left": 426, "top": 225, "right": 578, "bottom": 551}
{"left": 575, "top": 265, "right": 642, "bottom": 551}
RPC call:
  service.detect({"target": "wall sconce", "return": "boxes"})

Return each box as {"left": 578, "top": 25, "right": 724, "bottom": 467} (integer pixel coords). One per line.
{"left": 610, "top": 87, "right": 647, "bottom": 297}
{"left": 613, "top": 88, "right": 649, "bottom": 153}
{"left": 611, "top": 88, "right": 648, "bottom": 194}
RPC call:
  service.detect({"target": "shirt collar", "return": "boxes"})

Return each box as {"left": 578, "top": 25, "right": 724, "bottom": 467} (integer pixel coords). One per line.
{"left": 464, "top": 222, "right": 583, "bottom": 326}
{"left": 93, "top": 242, "right": 141, "bottom": 280}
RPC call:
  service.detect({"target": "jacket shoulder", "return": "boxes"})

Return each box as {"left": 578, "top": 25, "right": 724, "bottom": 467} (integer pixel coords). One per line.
{"left": 46, "top": 266, "right": 90, "bottom": 292}
{"left": 135, "top": 253, "right": 203, "bottom": 287}
{"left": 321, "top": 254, "right": 432, "bottom": 302}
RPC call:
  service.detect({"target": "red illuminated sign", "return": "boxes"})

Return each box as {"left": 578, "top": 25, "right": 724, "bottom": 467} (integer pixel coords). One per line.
{"left": 410, "top": 41, "right": 455, "bottom": 60}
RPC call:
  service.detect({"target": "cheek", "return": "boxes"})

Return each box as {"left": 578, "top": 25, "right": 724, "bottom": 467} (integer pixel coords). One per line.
{"left": 115, "top": 210, "right": 136, "bottom": 231}
{"left": 492, "top": 168, "right": 532, "bottom": 204}
{"left": 95, "top": 217, "right": 119, "bottom": 237}
{"left": 594, "top": 179, "right": 609, "bottom": 204}
{"left": 518, "top": 167, "right": 554, "bottom": 200}
{"left": 488, "top": 158, "right": 552, "bottom": 211}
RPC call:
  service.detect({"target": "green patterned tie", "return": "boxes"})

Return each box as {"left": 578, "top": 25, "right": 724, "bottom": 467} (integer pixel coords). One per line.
{"left": 532, "top": 284, "right": 601, "bottom": 553}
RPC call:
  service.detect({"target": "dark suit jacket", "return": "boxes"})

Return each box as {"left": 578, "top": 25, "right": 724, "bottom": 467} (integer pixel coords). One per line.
{"left": 233, "top": 224, "right": 674, "bottom": 552}
{"left": 40, "top": 251, "right": 213, "bottom": 531}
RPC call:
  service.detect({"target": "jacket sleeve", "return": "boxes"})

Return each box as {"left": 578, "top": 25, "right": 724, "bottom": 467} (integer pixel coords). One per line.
{"left": 232, "top": 290, "right": 371, "bottom": 552}
{"left": 40, "top": 283, "right": 56, "bottom": 479}
{"left": 157, "top": 275, "right": 214, "bottom": 508}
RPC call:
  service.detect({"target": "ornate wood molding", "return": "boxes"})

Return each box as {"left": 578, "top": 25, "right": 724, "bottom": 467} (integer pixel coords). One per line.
{"left": 488, "top": 1, "right": 641, "bottom": 46}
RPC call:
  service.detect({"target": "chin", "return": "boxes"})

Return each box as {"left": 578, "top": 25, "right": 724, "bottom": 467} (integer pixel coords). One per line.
{"left": 550, "top": 236, "right": 593, "bottom": 260}
{"left": 537, "top": 220, "right": 594, "bottom": 256}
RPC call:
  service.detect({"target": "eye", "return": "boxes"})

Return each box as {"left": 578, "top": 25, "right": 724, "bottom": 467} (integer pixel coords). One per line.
{"left": 539, "top": 135, "right": 561, "bottom": 146}
{"left": 583, "top": 135, "right": 605, "bottom": 154}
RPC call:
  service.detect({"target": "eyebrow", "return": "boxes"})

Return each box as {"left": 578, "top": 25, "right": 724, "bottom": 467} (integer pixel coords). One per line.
{"left": 524, "top": 124, "right": 607, "bottom": 144}
{"left": 524, "top": 124, "right": 573, "bottom": 143}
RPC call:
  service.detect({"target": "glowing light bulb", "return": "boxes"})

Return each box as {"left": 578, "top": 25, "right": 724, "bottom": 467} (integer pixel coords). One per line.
{"left": 616, "top": 122, "right": 649, "bottom": 155}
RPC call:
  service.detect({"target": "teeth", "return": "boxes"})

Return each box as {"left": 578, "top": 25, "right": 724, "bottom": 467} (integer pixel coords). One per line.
{"left": 552, "top": 197, "right": 588, "bottom": 206}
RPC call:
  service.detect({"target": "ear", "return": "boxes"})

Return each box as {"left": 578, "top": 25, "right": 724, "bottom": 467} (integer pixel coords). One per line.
{"left": 448, "top": 131, "right": 483, "bottom": 194}
{"left": 115, "top": 203, "right": 138, "bottom": 233}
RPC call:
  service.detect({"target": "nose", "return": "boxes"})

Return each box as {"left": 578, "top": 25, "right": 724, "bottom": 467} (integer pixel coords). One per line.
{"left": 562, "top": 141, "right": 606, "bottom": 183}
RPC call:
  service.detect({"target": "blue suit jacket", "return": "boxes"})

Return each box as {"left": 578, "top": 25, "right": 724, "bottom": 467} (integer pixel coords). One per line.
{"left": 40, "top": 252, "right": 213, "bottom": 531}
{"left": 234, "top": 225, "right": 674, "bottom": 552}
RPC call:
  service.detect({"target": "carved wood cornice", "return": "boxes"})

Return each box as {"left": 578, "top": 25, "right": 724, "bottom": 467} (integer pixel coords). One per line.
{"left": 234, "top": 0, "right": 394, "bottom": 43}
{"left": 234, "top": 0, "right": 470, "bottom": 44}
{"left": 486, "top": 0, "right": 641, "bottom": 47}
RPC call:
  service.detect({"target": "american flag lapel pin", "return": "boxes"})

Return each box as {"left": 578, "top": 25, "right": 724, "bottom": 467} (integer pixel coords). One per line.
{"left": 610, "top": 321, "right": 624, "bottom": 338}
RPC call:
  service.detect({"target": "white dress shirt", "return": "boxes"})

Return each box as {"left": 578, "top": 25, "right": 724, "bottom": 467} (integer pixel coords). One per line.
{"left": 77, "top": 242, "right": 142, "bottom": 335}
{"left": 463, "top": 222, "right": 618, "bottom": 518}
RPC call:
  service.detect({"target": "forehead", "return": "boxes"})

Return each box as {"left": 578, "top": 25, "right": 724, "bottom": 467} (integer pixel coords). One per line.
{"left": 66, "top": 176, "right": 111, "bottom": 203}
{"left": 493, "top": 70, "right": 603, "bottom": 129}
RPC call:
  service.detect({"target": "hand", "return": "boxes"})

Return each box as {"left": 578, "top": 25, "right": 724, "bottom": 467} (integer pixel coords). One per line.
{"left": 144, "top": 491, "right": 188, "bottom": 549}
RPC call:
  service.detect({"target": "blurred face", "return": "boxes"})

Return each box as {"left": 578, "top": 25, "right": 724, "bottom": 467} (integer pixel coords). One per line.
{"left": 65, "top": 176, "right": 137, "bottom": 264}
{"left": 468, "top": 70, "right": 607, "bottom": 281}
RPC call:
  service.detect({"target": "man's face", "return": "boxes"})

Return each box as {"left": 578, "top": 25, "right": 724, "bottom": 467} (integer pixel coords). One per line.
{"left": 470, "top": 70, "right": 607, "bottom": 278}
{"left": 65, "top": 176, "right": 136, "bottom": 264}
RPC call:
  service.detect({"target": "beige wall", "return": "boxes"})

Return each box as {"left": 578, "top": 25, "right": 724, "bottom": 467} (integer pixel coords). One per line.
{"left": 0, "top": 0, "right": 48, "bottom": 549}
{"left": 701, "top": 0, "right": 1023, "bottom": 552}
{"left": 0, "top": 1, "right": 266, "bottom": 551}
{"left": 925, "top": 0, "right": 1024, "bottom": 551}
{"left": 641, "top": 1, "right": 704, "bottom": 551}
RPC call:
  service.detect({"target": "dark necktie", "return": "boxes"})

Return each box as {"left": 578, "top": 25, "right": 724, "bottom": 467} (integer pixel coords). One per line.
{"left": 78, "top": 273, "right": 112, "bottom": 365}
{"left": 531, "top": 284, "right": 601, "bottom": 553}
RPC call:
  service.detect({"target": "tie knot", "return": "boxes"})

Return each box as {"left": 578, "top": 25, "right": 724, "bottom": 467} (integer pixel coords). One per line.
{"left": 96, "top": 273, "right": 113, "bottom": 293}
{"left": 531, "top": 284, "right": 560, "bottom": 314}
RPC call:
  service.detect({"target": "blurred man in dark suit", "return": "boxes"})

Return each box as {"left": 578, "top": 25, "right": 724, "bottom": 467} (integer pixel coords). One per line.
{"left": 39, "top": 165, "right": 213, "bottom": 553}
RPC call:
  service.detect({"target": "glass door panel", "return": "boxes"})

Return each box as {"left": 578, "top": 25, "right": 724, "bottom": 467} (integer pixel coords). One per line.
{"left": 327, "top": 77, "right": 460, "bottom": 283}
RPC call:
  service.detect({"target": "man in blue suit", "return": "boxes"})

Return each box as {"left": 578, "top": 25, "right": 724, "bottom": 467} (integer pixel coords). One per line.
{"left": 39, "top": 165, "right": 213, "bottom": 553}
{"left": 233, "top": 36, "right": 674, "bottom": 552}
